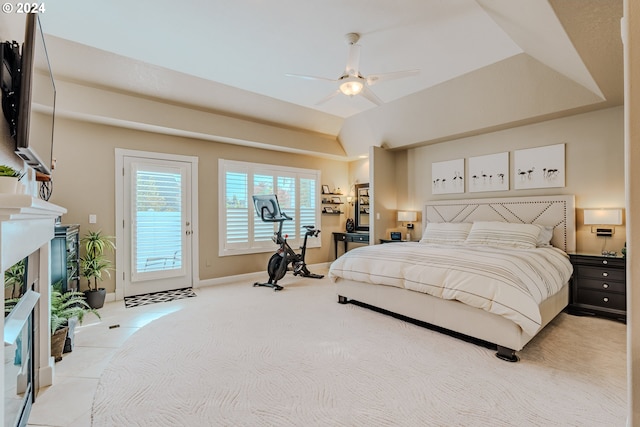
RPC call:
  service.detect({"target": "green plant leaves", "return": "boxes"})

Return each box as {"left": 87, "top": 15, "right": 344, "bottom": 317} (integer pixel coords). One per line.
{"left": 80, "top": 230, "right": 115, "bottom": 291}
{"left": 50, "top": 287, "right": 101, "bottom": 334}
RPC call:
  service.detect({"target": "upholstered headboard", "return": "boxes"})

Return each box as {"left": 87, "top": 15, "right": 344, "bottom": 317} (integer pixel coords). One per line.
{"left": 423, "top": 195, "right": 576, "bottom": 252}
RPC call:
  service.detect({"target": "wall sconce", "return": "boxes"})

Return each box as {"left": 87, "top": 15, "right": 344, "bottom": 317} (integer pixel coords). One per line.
{"left": 397, "top": 211, "right": 417, "bottom": 230}
{"left": 583, "top": 208, "right": 623, "bottom": 237}
{"left": 346, "top": 196, "right": 353, "bottom": 206}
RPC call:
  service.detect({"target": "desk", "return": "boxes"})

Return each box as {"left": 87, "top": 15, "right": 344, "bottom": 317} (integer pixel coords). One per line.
{"left": 332, "top": 232, "right": 369, "bottom": 259}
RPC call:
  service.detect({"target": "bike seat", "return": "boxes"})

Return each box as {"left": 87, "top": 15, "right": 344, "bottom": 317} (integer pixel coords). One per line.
{"left": 303, "top": 225, "right": 316, "bottom": 231}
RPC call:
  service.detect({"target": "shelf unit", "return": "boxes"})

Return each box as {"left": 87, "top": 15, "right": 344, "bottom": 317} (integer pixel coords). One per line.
{"left": 321, "top": 190, "right": 344, "bottom": 215}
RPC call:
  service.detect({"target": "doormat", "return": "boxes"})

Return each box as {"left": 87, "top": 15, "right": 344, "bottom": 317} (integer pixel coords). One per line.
{"left": 124, "top": 287, "right": 197, "bottom": 308}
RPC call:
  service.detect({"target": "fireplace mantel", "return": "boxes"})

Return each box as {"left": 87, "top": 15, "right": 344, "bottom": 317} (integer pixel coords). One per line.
{"left": 0, "top": 194, "right": 67, "bottom": 221}
{"left": 1, "top": 194, "right": 66, "bottom": 424}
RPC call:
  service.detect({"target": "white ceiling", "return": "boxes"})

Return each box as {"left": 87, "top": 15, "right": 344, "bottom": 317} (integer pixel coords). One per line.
{"left": 37, "top": 0, "right": 623, "bottom": 158}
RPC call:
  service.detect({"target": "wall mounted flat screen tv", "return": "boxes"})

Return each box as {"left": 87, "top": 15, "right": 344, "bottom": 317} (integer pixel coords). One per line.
{"left": 15, "top": 14, "right": 56, "bottom": 176}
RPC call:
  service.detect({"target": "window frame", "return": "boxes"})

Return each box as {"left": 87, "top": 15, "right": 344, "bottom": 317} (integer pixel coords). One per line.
{"left": 218, "top": 159, "right": 321, "bottom": 257}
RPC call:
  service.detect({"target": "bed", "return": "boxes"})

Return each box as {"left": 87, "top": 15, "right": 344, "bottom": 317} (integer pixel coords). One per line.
{"left": 329, "top": 195, "right": 575, "bottom": 361}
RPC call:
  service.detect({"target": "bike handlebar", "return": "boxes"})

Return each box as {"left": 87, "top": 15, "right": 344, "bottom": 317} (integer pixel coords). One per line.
{"left": 260, "top": 206, "right": 292, "bottom": 222}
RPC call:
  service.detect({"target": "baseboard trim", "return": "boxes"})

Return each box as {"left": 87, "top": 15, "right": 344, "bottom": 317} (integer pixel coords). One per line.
{"left": 197, "top": 262, "right": 332, "bottom": 288}
{"left": 113, "top": 263, "right": 333, "bottom": 298}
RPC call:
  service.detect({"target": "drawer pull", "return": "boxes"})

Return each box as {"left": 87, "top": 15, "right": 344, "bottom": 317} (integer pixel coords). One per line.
{"left": 602, "top": 283, "right": 609, "bottom": 289}
{"left": 603, "top": 260, "right": 608, "bottom": 265}
{"left": 603, "top": 297, "right": 609, "bottom": 303}
{"left": 602, "top": 272, "right": 608, "bottom": 277}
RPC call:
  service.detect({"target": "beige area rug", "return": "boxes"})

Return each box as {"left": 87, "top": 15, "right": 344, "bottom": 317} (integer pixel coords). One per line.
{"left": 92, "top": 276, "right": 626, "bottom": 426}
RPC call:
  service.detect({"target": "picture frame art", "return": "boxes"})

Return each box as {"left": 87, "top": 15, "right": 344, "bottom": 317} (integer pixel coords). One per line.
{"left": 468, "top": 152, "right": 509, "bottom": 193}
{"left": 513, "top": 143, "right": 565, "bottom": 189}
{"left": 432, "top": 158, "right": 464, "bottom": 194}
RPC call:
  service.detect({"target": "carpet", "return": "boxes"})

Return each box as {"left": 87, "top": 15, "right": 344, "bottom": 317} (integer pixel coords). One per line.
{"left": 123, "top": 287, "right": 197, "bottom": 308}
{"left": 93, "top": 277, "right": 626, "bottom": 426}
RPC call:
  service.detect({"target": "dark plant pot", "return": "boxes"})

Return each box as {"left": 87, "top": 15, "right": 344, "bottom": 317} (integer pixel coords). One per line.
{"left": 51, "top": 326, "right": 68, "bottom": 362}
{"left": 84, "top": 288, "right": 106, "bottom": 309}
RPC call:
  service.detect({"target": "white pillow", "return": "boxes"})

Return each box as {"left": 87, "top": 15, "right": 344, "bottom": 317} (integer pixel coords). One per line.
{"left": 420, "top": 222, "right": 472, "bottom": 245}
{"left": 535, "top": 225, "right": 554, "bottom": 247}
{"left": 464, "top": 221, "right": 541, "bottom": 249}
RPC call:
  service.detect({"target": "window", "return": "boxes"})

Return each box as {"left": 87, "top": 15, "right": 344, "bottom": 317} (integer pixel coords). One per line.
{"left": 219, "top": 159, "right": 321, "bottom": 256}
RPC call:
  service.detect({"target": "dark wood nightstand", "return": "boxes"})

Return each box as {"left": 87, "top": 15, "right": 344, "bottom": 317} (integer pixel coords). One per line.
{"left": 568, "top": 253, "right": 626, "bottom": 322}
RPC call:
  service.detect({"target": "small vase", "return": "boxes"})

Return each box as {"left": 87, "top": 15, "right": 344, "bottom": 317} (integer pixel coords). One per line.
{"left": 0, "top": 176, "right": 18, "bottom": 193}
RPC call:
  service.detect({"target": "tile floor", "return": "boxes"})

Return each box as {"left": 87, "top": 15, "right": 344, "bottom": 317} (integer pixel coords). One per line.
{"left": 26, "top": 291, "right": 203, "bottom": 427}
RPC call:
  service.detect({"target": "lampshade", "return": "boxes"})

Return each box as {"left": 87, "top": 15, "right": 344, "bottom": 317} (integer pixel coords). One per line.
{"left": 397, "top": 211, "right": 417, "bottom": 222}
{"left": 583, "top": 208, "right": 623, "bottom": 225}
{"left": 339, "top": 78, "right": 363, "bottom": 96}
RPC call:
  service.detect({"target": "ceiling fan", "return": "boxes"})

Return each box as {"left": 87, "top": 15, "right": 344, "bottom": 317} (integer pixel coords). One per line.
{"left": 286, "top": 32, "right": 420, "bottom": 106}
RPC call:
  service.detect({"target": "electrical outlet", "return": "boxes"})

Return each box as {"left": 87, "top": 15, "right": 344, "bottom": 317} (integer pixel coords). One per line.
{"left": 89, "top": 214, "right": 97, "bottom": 224}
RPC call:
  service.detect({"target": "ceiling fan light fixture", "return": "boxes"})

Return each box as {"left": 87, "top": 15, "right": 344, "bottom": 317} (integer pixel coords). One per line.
{"left": 339, "top": 79, "right": 363, "bottom": 96}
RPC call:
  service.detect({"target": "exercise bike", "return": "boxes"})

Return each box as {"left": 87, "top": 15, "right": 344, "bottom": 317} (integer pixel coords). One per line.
{"left": 252, "top": 194, "right": 324, "bottom": 291}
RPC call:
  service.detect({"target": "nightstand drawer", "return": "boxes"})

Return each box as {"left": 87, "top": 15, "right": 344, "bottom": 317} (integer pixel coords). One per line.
{"left": 575, "top": 289, "right": 626, "bottom": 311}
{"left": 577, "top": 277, "right": 625, "bottom": 293}
{"left": 576, "top": 266, "right": 625, "bottom": 282}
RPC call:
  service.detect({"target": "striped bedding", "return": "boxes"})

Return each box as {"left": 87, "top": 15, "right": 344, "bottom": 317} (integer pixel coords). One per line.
{"left": 328, "top": 242, "right": 573, "bottom": 336}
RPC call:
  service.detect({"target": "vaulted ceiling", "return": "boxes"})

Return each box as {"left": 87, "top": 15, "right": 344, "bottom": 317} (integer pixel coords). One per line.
{"left": 39, "top": 0, "right": 622, "bottom": 158}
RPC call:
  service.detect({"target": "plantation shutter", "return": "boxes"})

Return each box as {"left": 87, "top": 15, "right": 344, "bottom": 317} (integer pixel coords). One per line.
{"left": 225, "top": 171, "right": 249, "bottom": 246}
{"left": 133, "top": 166, "right": 184, "bottom": 277}
{"left": 299, "top": 177, "right": 317, "bottom": 233}
{"left": 219, "top": 160, "right": 321, "bottom": 256}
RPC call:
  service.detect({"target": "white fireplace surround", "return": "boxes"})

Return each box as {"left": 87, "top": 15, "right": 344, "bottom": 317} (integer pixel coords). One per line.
{"left": 0, "top": 194, "right": 66, "bottom": 422}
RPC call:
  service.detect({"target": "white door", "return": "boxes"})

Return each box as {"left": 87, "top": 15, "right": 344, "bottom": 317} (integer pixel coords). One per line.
{"left": 121, "top": 156, "right": 193, "bottom": 297}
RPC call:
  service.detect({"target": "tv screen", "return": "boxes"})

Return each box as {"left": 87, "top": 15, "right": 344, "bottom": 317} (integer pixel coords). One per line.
{"left": 14, "top": 14, "right": 56, "bottom": 176}
{"left": 1, "top": 40, "right": 20, "bottom": 139}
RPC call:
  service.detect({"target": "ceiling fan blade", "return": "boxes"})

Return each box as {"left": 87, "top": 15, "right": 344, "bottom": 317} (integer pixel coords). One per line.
{"left": 366, "top": 69, "right": 420, "bottom": 86}
{"left": 285, "top": 73, "right": 336, "bottom": 82}
{"left": 359, "top": 86, "right": 383, "bottom": 106}
{"left": 315, "top": 89, "right": 342, "bottom": 105}
{"left": 346, "top": 43, "right": 361, "bottom": 75}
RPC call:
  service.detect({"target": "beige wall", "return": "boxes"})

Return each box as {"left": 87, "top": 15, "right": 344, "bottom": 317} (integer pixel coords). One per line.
{"left": 624, "top": 0, "right": 639, "bottom": 423}
{"left": 370, "top": 146, "right": 400, "bottom": 242}
{"left": 49, "top": 117, "right": 348, "bottom": 293}
{"left": 403, "top": 106, "right": 624, "bottom": 255}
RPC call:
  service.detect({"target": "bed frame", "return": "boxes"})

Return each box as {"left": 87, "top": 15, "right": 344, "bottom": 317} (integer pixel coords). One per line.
{"left": 336, "top": 195, "right": 576, "bottom": 361}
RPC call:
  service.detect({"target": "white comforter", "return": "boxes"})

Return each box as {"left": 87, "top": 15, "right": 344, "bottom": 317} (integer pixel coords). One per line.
{"left": 328, "top": 242, "right": 573, "bottom": 335}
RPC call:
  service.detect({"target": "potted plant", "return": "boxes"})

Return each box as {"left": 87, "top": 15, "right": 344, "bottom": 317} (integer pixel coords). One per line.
{"left": 50, "top": 287, "right": 100, "bottom": 361}
{"left": 0, "top": 165, "right": 24, "bottom": 194}
{"left": 80, "top": 230, "right": 115, "bottom": 309}
{"left": 4, "top": 259, "right": 26, "bottom": 299}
